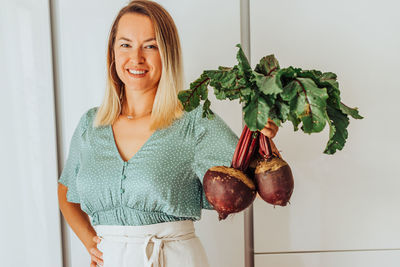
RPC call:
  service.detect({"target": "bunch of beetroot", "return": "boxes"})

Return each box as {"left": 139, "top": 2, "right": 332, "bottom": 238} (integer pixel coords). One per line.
{"left": 179, "top": 44, "right": 362, "bottom": 220}
{"left": 203, "top": 125, "right": 294, "bottom": 220}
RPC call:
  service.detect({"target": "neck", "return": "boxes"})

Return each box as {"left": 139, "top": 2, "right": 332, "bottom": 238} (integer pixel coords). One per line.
{"left": 121, "top": 86, "right": 157, "bottom": 116}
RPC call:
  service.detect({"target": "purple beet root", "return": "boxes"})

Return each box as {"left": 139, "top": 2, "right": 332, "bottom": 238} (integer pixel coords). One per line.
{"left": 203, "top": 166, "right": 256, "bottom": 220}
{"left": 255, "top": 157, "right": 294, "bottom": 206}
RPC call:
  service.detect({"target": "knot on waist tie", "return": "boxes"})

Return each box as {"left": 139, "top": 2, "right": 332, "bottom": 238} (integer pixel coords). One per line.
{"left": 99, "top": 232, "right": 196, "bottom": 267}
{"left": 143, "top": 233, "right": 196, "bottom": 267}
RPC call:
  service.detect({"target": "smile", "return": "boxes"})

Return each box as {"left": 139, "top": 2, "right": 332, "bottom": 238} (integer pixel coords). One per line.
{"left": 127, "top": 69, "right": 148, "bottom": 78}
{"left": 128, "top": 69, "right": 147, "bottom": 74}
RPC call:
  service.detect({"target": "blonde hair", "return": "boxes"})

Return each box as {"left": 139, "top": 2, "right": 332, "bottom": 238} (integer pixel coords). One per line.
{"left": 94, "top": 0, "right": 184, "bottom": 130}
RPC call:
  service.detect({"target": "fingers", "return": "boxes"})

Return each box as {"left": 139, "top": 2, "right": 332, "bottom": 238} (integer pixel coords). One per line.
{"left": 90, "top": 246, "right": 103, "bottom": 258}
{"left": 90, "top": 236, "right": 103, "bottom": 266}
{"left": 266, "top": 119, "right": 279, "bottom": 132}
{"left": 90, "top": 252, "right": 104, "bottom": 266}
{"left": 260, "top": 126, "right": 278, "bottom": 139}
{"left": 93, "top": 235, "right": 101, "bottom": 244}
{"left": 261, "top": 119, "right": 279, "bottom": 138}
{"left": 261, "top": 128, "right": 277, "bottom": 139}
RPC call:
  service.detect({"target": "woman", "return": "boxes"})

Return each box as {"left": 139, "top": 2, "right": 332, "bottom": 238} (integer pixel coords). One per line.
{"left": 57, "top": 1, "right": 279, "bottom": 266}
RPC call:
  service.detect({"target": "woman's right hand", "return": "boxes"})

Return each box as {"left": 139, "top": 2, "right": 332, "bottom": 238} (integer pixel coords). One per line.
{"left": 89, "top": 236, "right": 104, "bottom": 267}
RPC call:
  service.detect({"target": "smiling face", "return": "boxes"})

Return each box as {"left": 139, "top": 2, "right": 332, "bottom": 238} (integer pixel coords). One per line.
{"left": 113, "top": 13, "right": 162, "bottom": 93}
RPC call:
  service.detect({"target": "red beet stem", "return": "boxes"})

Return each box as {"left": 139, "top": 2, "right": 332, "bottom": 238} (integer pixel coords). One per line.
{"left": 237, "top": 127, "right": 252, "bottom": 170}
{"left": 259, "top": 132, "right": 280, "bottom": 159}
{"left": 231, "top": 125, "right": 249, "bottom": 168}
{"left": 266, "top": 136, "right": 273, "bottom": 156}
{"left": 232, "top": 125, "right": 250, "bottom": 170}
{"left": 242, "top": 131, "right": 259, "bottom": 171}
{"left": 231, "top": 124, "right": 247, "bottom": 166}
{"left": 232, "top": 126, "right": 260, "bottom": 171}
{"left": 258, "top": 132, "right": 269, "bottom": 158}
{"left": 237, "top": 127, "right": 251, "bottom": 165}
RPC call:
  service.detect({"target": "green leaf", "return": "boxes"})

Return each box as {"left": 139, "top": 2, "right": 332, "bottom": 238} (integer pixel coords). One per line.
{"left": 254, "top": 54, "right": 280, "bottom": 75}
{"left": 339, "top": 102, "right": 363, "bottom": 119}
{"left": 240, "top": 87, "right": 257, "bottom": 105}
{"left": 319, "top": 72, "right": 339, "bottom": 91}
{"left": 204, "top": 70, "right": 232, "bottom": 100}
{"left": 318, "top": 72, "right": 341, "bottom": 109}
{"left": 178, "top": 74, "right": 210, "bottom": 112}
{"left": 202, "top": 98, "right": 215, "bottom": 119}
{"left": 243, "top": 93, "right": 270, "bottom": 131}
{"left": 218, "top": 66, "right": 232, "bottom": 71}
{"left": 281, "top": 79, "right": 298, "bottom": 102}
{"left": 323, "top": 105, "right": 350, "bottom": 154}
{"left": 288, "top": 112, "right": 301, "bottom": 131}
{"left": 252, "top": 69, "right": 284, "bottom": 97}
{"left": 289, "top": 78, "right": 330, "bottom": 133}
{"left": 204, "top": 68, "right": 241, "bottom": 101}
{"left": 268, "top": 105, "right": 280, "bottom": 127}
{"left": 308, "top": 71, "right": 363, "bottom": 120}
{"left": 205, "top": 69, "right": 236, "bottom": 88}
{"left": 298, "top": 70, "right": 341, "bottom": 109}
{"left": 276, "top": 100, "right": 290, "bottom": 124}
{"left": 178, "top": 90, "right": 200, "bottom": 112}
{"left": 235, "top": 44, "right": 252, "bottom": 78}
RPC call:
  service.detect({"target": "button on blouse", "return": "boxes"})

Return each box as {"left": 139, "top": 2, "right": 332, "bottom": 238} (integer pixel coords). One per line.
{"left": 58, "top": 104, "right": 239, "bottom": 226}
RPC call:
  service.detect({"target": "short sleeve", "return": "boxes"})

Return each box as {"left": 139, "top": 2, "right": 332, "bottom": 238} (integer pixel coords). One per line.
{"left": 191, "top": 106, "right": 239, "bottom": 209}
{"left": 58, "top": 109, "right": 91, "bottom": 203}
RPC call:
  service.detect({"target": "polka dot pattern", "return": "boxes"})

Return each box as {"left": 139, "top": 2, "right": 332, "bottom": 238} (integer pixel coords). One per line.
{"left": 58, "top": 104, "right": 239, "bottom": 226}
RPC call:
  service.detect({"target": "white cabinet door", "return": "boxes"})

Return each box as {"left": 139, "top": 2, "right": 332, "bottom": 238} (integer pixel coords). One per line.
{"left": 250, "top": 0, "right": 400, "bottom": 255}
{"left": 255, "top": 250, "right": 400, "bottom": 267}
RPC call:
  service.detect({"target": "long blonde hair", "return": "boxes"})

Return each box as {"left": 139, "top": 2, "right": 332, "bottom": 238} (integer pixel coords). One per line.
{"left": 93, "top": 0, "right": 184, "bottom": 130}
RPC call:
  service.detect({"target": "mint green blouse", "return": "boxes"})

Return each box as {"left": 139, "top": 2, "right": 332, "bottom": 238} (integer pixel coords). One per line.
{"left": 58, "top": 104, "right": 239, "bottom": 226}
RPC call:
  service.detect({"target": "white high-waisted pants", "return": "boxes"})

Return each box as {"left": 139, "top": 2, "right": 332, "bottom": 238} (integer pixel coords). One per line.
{"left": 93, "top": 220, "right": 210, "bottom": 267}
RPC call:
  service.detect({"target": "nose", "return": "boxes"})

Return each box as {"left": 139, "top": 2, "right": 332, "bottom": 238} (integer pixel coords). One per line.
{"left": 130, "top": 47, "right": 145, "bottom": 64}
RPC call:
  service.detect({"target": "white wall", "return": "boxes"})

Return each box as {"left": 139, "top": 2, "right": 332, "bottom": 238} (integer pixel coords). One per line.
{"left": 250, "top": 0, "right": 400, "bottom": 266}
{"left": 0, "top": 0, "right": 63, "bottom": 266}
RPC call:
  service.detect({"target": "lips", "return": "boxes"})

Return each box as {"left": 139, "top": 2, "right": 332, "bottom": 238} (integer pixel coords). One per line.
{"left": 126, "top": 68, "right": 148, "bottom": 78}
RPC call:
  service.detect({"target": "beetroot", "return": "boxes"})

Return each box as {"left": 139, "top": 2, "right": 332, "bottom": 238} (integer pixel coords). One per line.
{"left": 254, "top": 133, "right": 294, "bottom": 206}
{"left": 245, "top": 152, "right": 262, "bottom": 181}
{"left": 203, "top": 166, "right": 256, "bottom": 220}
{"left": 203, "top": 125, "right": 259, "bottom": 220}
{"left": 203, "top": 124, "right": 294, "bottom": 220}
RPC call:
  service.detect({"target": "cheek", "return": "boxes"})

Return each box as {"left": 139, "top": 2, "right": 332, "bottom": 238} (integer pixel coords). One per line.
{"left": 114, "top": 47, "right": 128, "bottom": 63}
{"left": 114, "top": 63, "right": 123, "bottom": 81}
{"left": 114, "top": 53, "right": 123, "bottom": 69}
{"left": 114, "top": 54, "right": 126, "bottom": 78}
{"left": 153, "top": 56, "right": 162, "bottom": 77}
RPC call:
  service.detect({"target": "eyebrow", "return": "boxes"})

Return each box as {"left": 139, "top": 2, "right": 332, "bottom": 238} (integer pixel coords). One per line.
{"left": 117, "top": 37, "right": 156, "bottom": 42}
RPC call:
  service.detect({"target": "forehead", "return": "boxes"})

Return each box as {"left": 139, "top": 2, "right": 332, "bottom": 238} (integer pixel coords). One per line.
{"left": 116, "top": 13, "right": 155, "bottom": 39}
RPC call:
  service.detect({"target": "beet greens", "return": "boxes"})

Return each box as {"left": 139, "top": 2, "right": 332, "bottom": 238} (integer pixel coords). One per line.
{"left": 180, "top": 44, "right": 363, "bottom": 216}
{"left": 178, "top": 44, "right": 363, "bottom": 154}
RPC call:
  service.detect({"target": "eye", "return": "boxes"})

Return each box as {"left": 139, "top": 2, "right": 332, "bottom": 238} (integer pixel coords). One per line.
{"left": 120, "top": 43, "right": 130, "bottom": 48}
{"left": 145, "top": 45, "right": 157, "bottom": 49}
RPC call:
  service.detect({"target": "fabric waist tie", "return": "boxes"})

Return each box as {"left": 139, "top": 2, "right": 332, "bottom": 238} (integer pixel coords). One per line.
{"left": 94, "top": 220, "right": 196, "bottom": 267}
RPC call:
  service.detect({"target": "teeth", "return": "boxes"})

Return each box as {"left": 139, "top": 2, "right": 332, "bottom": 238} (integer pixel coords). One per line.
{"left": 128, "top": 69, "right": 146, "bottom": 75}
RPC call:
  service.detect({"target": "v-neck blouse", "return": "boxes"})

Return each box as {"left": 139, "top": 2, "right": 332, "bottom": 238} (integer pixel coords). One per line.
{"left": 58, "top": 104, "right": 239, "bottom": 226}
